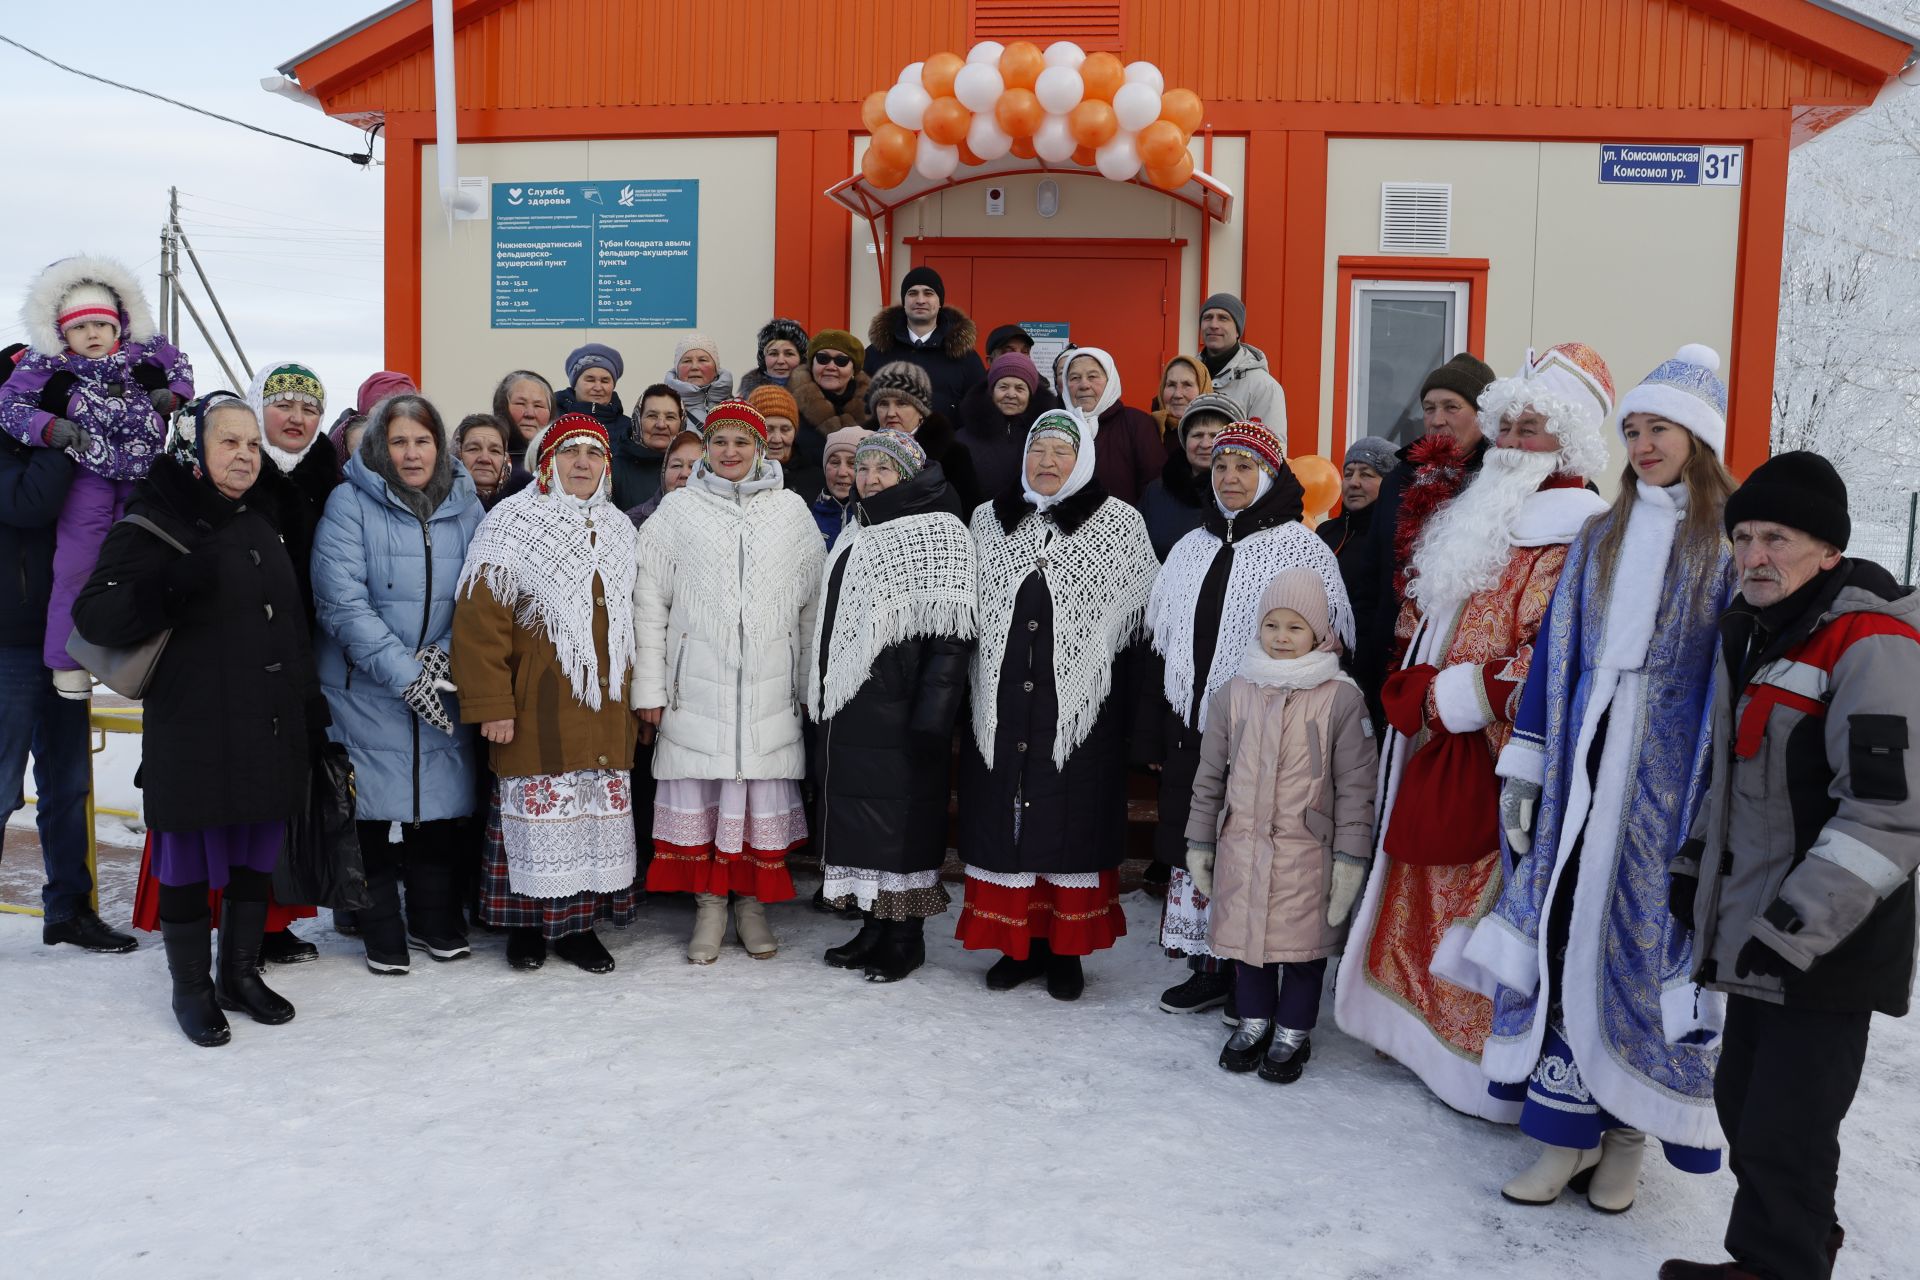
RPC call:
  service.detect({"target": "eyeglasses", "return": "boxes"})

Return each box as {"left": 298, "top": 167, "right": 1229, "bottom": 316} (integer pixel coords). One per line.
{"left": 813, "top": 352, "right": 853, "bottom": 368}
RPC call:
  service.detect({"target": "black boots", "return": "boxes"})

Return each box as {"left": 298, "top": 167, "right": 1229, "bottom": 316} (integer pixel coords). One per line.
{"left": 359, "top": 870, "right": 410, "bottom": 975}
{"left": 160, "top": 918, "right": 230, "bottom": 1047}
{"left": 864, "top": 918, "right": 926, "bottom": 983}
{"left": 986, "top": 940, "right": 1051, "bottom": 991}
{"left": 506, "top": 927, "right": 547, "bottom": 970}
{"left": 552, "top": 928, "right": 615, "bottom": 973}
{"left": 405, "top": 855, "right": 471, "bottom": 961}
{"left": 43, "top": 907, "right": 138, "bottom": 954}
{"left": 214, "top": 899, "right": 296, "bottom": 1025}
{"left": 259, "top": 927, "right": 319, "bottom": 965}
{"left": 825, "top": 914, "right": 885, "bottom": 968}
{"left": 1044, "top": 953, "right": 1085, "bottom": 1002}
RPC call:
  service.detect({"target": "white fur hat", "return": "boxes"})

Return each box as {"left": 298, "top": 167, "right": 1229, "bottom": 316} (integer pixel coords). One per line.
{"left": 22, "top": 256, "right": 157, "bottom": 356}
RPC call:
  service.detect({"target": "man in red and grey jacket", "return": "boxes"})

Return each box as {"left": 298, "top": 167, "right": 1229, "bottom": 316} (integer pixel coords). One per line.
{"left": 1661, "top": 452, "right": 1919, "bottom": 1280}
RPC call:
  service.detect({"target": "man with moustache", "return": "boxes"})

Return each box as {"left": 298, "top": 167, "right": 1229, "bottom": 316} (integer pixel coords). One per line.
{"left": 1661, "top": 452, "right": 1920, "bottom": 1280}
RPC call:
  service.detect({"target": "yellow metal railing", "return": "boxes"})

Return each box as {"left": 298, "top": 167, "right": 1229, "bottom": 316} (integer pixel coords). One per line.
{"left": 0, "top": 704, "right": 143, "bottom": 919}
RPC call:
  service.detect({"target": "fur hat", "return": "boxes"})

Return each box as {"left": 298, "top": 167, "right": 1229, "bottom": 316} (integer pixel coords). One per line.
{"left": 754, "top": 318, "right": 809, "bottom": 371}
{"left": 1343, "top": 436, "right": 1399, "bottom": 476}
{"left": 902, "top": 265, "right": 945, "bottom": 303}
{"left": 673, "top": 333, "right": 720, "bottom": 368}
{"left": 867, "top": 362, "right": 934, "bottom": 419}
{"left": 806, "top": 329, "right": 864, "bottom": 365}
{"left": 1478, "top": 343, "right": 1615, "bottom": 479}
{"left": 1200, "top": 292, "right": 1247, "bottom": 336}
{"left": 823, "top": 425, "right": 872, "bottom": 462}
{"left": 22, "top": 256, "right": 156, "bottom": 356}
{"left": 1420, "top": 353, "right": 1496, "bottom": 409}
{"left": 746, "top": 384, "right": 799, "bottom": 425}
{"left": 1618, "top": 344, "right": 1728, "bottom": 461}
{"left": 986, "top": 351, "right": 1040, "bottom": 395}
{"left": 702, "top": 398, "right": 768, "bottom": 445}
{"left": 1256, "top": 568, "right": 1332, "bottom": 646}
{"left": 856, "top": 427, "right": 925, "bottom": 481}
{"left": 1212, "top": 420, "right": 1286, "bottom": 480}
{"left": 565, "top": 343, "right": 624, "bottom": 386}
{"left": 1724, "top": 450, "right": 1849, "bottom": 551}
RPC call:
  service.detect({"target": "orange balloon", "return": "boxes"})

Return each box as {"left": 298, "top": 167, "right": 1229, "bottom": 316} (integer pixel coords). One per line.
{"left": 922, "top": 51, "right": 964, "bottom": 99}
{"left": 1072, "top": 144, "right": 1097, "bottom": 166}
{"left": 957, "top": 139, "right": 985, "bottom": 166}
{"left": 1159, "top": 87, "right": 1204, "bottom": 135}
{"left": 1145, "top": 152, "right": 1195, "bottom": 190}
{"left": 870, "top": 122, "right": 916, "bottom": 171}
{"left": 1079, "top": 52, "right": 1125, "bottom": 102}
{"left": 1068, "top": 99, "right": 1118, "bottom": 148}
{"left": 922, "top": 96, "right": 971, "bottom": 146}
{"left": 1009, "top": 137, "right": 1038, "bottom": 160}
{"left": 1289, "top": 455, "right": 1342, "bottom": 523}
{"left": 860, "top": 90, "right": 890, "bottom": 134}
{"left": 998, "top": 41, "right": 1044, "bottom": 90}
{"left": 1137, "top": 119, "right": 1187, "bottom": 171}
{"left": 994, "top": 88, "right": 1044, "bottom": 139}
{"left": 862, "top": 147, "right": 908, "bottom": 190}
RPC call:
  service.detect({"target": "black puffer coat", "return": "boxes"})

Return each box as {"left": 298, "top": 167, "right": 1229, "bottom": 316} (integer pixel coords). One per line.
{"left": 72, "top": 454, "right": 320, "bottom": 833}
{"left": 1139, "top": 450, "right": 1208, "bottom": 562}
{"left": 810, "top": 466, "right": 971, "bottom": 876}
{"left": 958, "top": 480, "right": 1148, "bottom": 876}
{"left": 864, "top": 305, "right": 987, "bottom": 421}
{"left": 253, "top": 442, "right": 341, "bottom": 626}
{"left": 953, "top": 380, "right": 1055, "bottom": 504}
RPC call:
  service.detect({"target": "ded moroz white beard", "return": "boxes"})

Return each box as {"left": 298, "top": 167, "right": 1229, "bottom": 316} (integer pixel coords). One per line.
{"left": 1406, "top": 445, "right": 1560, "bottom": 617}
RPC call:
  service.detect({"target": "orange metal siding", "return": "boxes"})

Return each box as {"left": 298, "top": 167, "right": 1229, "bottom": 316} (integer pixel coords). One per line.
{"left": 308, "top": 0, "right": 1883, "bottom": 117}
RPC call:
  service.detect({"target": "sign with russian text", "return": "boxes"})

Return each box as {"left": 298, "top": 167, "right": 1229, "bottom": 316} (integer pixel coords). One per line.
{"left": 1598, "top": 145, "right": 1743, "bottom": 187}
{"left": 491, "top": 180, "right": 699, "bottom": 328}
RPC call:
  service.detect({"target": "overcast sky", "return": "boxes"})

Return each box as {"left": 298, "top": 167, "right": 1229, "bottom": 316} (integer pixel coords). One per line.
{"left": 0, "top": 2, "right": 386, "bottom": 411}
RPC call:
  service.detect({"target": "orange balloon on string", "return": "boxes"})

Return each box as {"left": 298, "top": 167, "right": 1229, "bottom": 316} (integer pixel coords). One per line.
{"left": 998, "top": 41, "right": 1044, "bottom": 90}
{"left": 1079, "top": 52, "right": 1125, "bottom": 101}
{"left": 860, "top": 90, "right": 890, "bottom": 134}
{"left": 922, "top": 97, "right": 971, "bottom": 146}
{"left": 1136, "top": 119, "right": 1187, "bottom": 171}
{"left": 921, "top": 52, "right": 964, "bottom": 98}
{"left": 870, "top": 122, "right": 917, "bottom": 170}
{"left": 1289, "top": 455, "right": 1342, "bottom": 524}
{"left": 994, "top": 88, "right": 1044, "bottom": 139}
{"left": 1068, "top": 99, "right": 1118, "bottom": 148}
{"left": 1010, "top": 137, "right": 1038, "bottom": 160}
{"left": 862, "top": 147, "right": 908, "bottom": 190}
{"left": 1159, "top": 88, "right": 1204, "bottom": 135}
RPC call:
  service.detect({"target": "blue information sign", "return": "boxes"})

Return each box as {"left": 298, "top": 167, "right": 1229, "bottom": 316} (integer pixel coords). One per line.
{"left": 1598, "top": 144, "right": 1744, "bottom": 187}
{"left": 491, "top": 180, "right": 699, "bottom": 328}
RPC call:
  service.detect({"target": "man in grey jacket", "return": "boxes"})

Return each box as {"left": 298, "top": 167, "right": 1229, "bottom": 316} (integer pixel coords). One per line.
{"left": 1196, "top": 293, "right": 1285, "bottom": 432}
{"left": 1661, "top": 452, "right": 1920, "bottom": 1280}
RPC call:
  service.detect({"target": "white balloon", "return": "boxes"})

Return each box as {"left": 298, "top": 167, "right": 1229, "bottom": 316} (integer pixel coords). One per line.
{"left": 1112, "top": 82, "right": 1162, "bottom": 132}
{"left": 1123, "top": 61, "right": 1165, "bottom": 94}
{"left": 915, "top": 133, "right": 961, "bottom": 181}
{"left": 885, "top": 82, "right": 932, "bottom": 131}
{"left": 1032, "top": 113, "right": 1076, "bottom": 163}
{"left": 1043, "top": 41, "right": 1086, "bottom": 69}
{"left": 953, "top": 63, "right": 1004, "bottom": 113}
{"left": 1034, "top": 65, "right": 1085, "bottom": 115}
{"left": 966, "top": 41, "right": 1005, "bottom": 65}
{"left": 967, "top": 113, "right": 1013, "bottom": 161}
{"left": 1095, "top": 132, "right": 1141, "bottom": 182}
{"left": 898, "top": 61, "right": 924, "bottom": 87}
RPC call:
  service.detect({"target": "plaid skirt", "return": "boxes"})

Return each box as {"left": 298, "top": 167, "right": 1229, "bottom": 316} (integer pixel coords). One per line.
{"left": 479, "top": 788, "right": 640, "bottom": 941}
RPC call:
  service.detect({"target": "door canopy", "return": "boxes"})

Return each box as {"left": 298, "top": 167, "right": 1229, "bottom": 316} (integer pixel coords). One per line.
{"left": 829, "top": 39, "right": 1232, "bottom": 224}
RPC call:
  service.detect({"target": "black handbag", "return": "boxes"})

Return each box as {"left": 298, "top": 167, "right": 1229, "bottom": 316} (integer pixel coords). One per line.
{"left": 273, "top": 742, "right": 369, "bottom": 910}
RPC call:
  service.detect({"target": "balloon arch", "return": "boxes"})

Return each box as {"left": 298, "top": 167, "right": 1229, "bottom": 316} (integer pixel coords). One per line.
{"left": 827, "top": 39, "right": 1234, "bottom": 296}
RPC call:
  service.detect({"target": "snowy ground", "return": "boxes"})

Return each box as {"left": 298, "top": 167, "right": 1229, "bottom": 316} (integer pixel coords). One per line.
{"left": 2, "top": 878, "right": 1915, "bottom": 1280}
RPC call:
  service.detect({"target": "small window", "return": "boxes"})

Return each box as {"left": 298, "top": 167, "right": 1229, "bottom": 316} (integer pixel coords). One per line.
{"left": 971, "top": 1, "right": 1124, "bottom": 51}
{"left": 1349, "top": 279, "right": 1470, "bottom": 446}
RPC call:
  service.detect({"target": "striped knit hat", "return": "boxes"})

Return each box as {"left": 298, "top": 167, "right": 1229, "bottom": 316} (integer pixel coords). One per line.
{"left": 57, "top": 282, "right": 122, "bottom": 336}
{"left": 1617, "top": 344, "right": 1728, "bottom": 460}
{"left": 529, "top": 412, "right": 609, "bottom": 493}
{"left": 1212, "top": 419, "right": 1286, "bottom": 479}
{"left": 701, "top": 398, "right": 769, "bottom": 446}
{"left": 1028, "top": 408, "right": 1084, "bottom": 451}
{"left": 855, "top": 427, "right": 925, "bottom": 481}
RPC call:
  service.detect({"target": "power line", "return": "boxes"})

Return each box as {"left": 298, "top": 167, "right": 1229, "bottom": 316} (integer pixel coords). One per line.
{"left": 0, "top": 34, "right": 375, "bottom": 166}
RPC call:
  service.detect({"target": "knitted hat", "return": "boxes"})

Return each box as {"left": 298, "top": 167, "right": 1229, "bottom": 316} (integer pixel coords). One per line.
{"left": 1618, "top": 344, "right": 1729, "bottom": 460}
{"left": 856, "top": 427, "right": 926, "bottom": 481}
{"left": 530, "top": 412, "right": 610, "bottom": 493}
{"left": 1212, "top": 419, "right": 1286, "bottom": 480}
{"left": 57, "top": 282, "right": 121, "bottom": 336}
{"left": 902, "top": 265, "right": 945, "bottom": 303}
{"left": 1200, "top": 292, "right": 1247, "bottom": 336}
{"left": 1343, "top": 436, "right": 1399, "bottom": 476}
{"left": 806, "top": 329, "right": 865, "bottom": 365}
{"left": 1478, "top": 343, "right": 1616, "bottom": 479}
{"left": 754, "top": 318, "right": 809, "bottom": 370}
{"left": 1420, "top": 353, "right": 1496, "bottom": 408}
{"left": 746, "top": 384, "right": 799, "bottom": 425}
{"left": 673, "top": 332, "right": 719, "bottom": 368}
{"left": 1028, "top": 408, "right": 1084, "bottom": 451}
{"left": 702, "top": 398, "right": 768, "bottom": 445}
{"left": 867, "top": 361, "right": 934, "bottom": 419}
{"left": 565, "top": 342, "right": 624, "bottom": 386}
{"left": 823, "top": 425, "right": 872, "bottom": 462}
{"left": 1256, "top": 568, "right": 1332, "bottom": 645}
{"left": 357, "top": 370, "right": 417, "bottom": 415}
{"left": 1179, "top": 391, "right": 1245, "bottom": 436}
{"left": 259, "top": 362, "right": 324, "bottom": 410}
{"left": 1724, "top": 451, "right": 1849, "bottom": 551}
{"left": 985, "top": 323, "right": 1033, "bottom": 355}
{"left": 987, "top": 351, "right": 1040, "bottom": 395}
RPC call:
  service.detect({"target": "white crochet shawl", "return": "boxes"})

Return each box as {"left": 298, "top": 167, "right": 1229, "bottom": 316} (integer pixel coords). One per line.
{"left": 1147, "top": 521, "right": 1353, "bottom": 732}
{"left": 806, "top": 511, "right": 977, "bottom": 721}
{"left": 457, "top": 478, "right": 637, "bottom": 711}
{"left": 970, "top": 497, "right": 1159, "bottom": 770}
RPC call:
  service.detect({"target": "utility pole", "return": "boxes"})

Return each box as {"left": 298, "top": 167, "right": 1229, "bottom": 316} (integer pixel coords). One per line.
{"left": 158, "top": 186, "right": 244, "bottom": 389}
{"left": 169, "top": 185, "right": 251, "bottom": 381}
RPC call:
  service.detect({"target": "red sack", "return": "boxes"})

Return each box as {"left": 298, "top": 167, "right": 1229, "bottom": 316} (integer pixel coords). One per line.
{"left": 1384, "top": 728, "right": 1500, "bottom": 866}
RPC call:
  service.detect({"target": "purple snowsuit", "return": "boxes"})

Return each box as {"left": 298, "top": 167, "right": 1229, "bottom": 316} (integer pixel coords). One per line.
{"left": 0, "top": 337, "right": 194, "bottom": 670}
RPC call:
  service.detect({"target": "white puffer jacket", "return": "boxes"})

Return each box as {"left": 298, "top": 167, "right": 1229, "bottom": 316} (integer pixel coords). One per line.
{"left": 632, "top": 463, "right": 825, "bottom": 781}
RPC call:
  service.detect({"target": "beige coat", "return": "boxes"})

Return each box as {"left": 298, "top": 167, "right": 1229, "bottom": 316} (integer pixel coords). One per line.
{"left": 1185, "top": 674, "right": 1377, "bottom": 964}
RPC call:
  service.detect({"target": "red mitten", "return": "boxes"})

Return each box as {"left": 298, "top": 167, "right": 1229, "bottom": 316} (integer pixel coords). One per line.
{"left": 1380, "top": 663, "right": 1440, "bottom": 737}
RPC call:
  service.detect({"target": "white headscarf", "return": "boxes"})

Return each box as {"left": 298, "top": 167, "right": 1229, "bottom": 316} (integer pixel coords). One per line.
{"left": 1020, "top": 408, "right": 1099, "bottom": 513}
{"left": 1063, "top": 346, "right": 1123, "bottom": 418}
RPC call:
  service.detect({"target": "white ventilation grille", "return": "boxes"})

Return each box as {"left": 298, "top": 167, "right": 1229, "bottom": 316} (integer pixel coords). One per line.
{"left": 1380, "top": 183, "right": 1452, "bottom": 255}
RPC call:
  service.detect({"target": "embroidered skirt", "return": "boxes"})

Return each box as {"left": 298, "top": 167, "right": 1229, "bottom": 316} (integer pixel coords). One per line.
{"left": 648, "top": 777, "right": 805, "bottom": 902}
{"left": 1158, "top": 866, "right": 1215, "bottom": 958}
{"left": 822, "top": 865, "right": 951, "bottom": 921}
{"left": 955, "top": 866, "right": 1127, "bottom": 959}
{"left": 479, "top": 788, "right": 640, "bottom": 940}
{"left": 498, "top": 770, "right": 638, "bottom": 898}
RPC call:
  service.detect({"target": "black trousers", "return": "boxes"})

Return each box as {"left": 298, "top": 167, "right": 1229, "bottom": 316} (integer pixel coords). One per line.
{"left": 1716, "top": 995, "right": 1871, "bottom": 1280}
{"left": 355, "top": 819, "right": 465, "bottom": 943}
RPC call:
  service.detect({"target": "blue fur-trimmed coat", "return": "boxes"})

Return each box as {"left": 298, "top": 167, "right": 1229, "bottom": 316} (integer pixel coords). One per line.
{"left": 1456, "top": 482, "right": 1736, "bottom": 1150}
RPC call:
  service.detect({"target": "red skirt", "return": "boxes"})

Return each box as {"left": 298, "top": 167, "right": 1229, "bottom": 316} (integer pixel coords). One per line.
{"left": 129, "top": 833, "right": 319, "bottom": 933}
{"left": 646, "top": 778, "right": 803, "bottom": 903}
{"left": 954, "top": 869, "right": 1127, "bottom": 959}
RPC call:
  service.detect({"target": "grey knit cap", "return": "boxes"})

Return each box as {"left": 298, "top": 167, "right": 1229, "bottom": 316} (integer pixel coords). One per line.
{"left": 866, "top": 361, "right": 934, "bottom": 419}
{"left": 1200, "top": 292, "right": 1247, "bottom": 335}
{"left": 1343, "top": 436, "right": 1399, "bottom": 476}
{"left": 1178, "top": 391, "right": 1245, "bottom": 436}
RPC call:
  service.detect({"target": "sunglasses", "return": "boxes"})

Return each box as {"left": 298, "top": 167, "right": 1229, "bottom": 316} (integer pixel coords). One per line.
{"left": 813, "top": 352, "right": 853, "bottom": 368}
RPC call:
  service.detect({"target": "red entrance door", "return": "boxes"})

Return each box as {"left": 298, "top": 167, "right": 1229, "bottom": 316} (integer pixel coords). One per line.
{"left": 908, "top": 239, "right": 1183, "bottom": 405}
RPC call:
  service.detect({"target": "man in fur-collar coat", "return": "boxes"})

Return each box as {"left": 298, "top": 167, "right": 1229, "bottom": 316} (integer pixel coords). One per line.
{"left": 863, "top": 267, "right": 986, "bottom": 422}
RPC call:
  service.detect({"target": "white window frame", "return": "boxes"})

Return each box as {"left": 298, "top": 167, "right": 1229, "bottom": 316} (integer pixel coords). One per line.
{"left": 1346, "top": 278, "right": 1471, "bottom": 442}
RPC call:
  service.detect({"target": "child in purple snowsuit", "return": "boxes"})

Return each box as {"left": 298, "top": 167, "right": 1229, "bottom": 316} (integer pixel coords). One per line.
{"left": 0, "top": 256, "right": 193, "bottom": 697}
